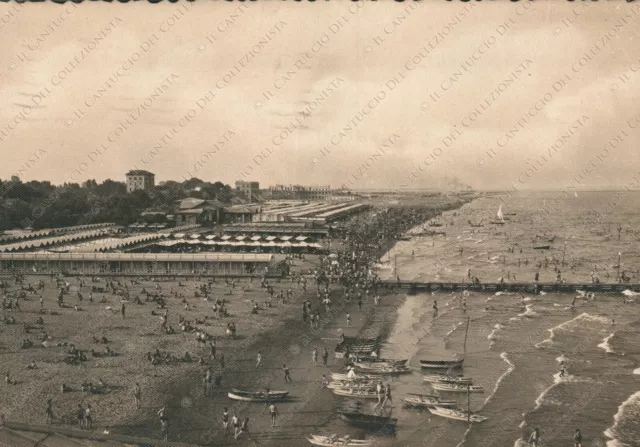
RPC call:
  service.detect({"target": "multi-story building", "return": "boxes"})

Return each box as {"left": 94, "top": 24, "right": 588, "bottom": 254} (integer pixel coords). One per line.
{"left": 235, "top": 180, "right": 260, "bottom": 200}
{"left": 126, "top": 170, "right": 155, "bottom": 193}
{"left": 268, "top": 184, "right": 331, "bottom": 200}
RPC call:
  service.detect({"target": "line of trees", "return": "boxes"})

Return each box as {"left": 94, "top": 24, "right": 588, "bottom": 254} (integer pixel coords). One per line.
{"left": 0, "top": 177, "right": 234, "bottom": 231}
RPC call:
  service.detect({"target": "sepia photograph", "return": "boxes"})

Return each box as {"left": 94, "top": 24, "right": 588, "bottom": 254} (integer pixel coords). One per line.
{"left": 1, "top": 0, "right": 639, "bottom": 446}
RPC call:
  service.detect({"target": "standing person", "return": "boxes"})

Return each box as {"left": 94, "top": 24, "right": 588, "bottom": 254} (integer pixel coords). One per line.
{"left": 46, "top": 399, "right": 54, "bottom": 424}
{"left": 222, "top": 407, "right": 230, "bottom": 435}
{"left": 209, "top": 340, "right": 216, "bottom": 360}
{"left": 121, "top": 303, "right": 126, "bottom": 319}
{"left": 312, "top": 348, "right": 318, "bottom": 366}
{"left": 232, "top": 412, "right": 240, "bottom": 439}
{"left": 373, "top": 381, "right": 384, "bottom": 410}
{"left": 358, "top": 297, "right": 362, "bottom": 311}
{"left": 256, "top": 351, "right": 262, "bottom": 368}
{"left": 322, "top": 347, "right": 329, "bottom": 367}
{"left": 283, "top": 364, "right": 292, "bottom": 383}
{"left": 160, "top": 417, "right": 169, "bottom": 441}
{"left": 77, "top": 403, "right": 85, "bottom": 428}
{"left": 346, "top": 312, "right": 351, "bottom": 327}
{"left": 433, "top": 300, "right": 438, "bottom": 317}
{"left": 84, "top": 404, "right": 92, "bottom": 430}
{"left": 268, "top": 403, "right": 278, "bottom": 427}
{"left": 382, "top": 384, "right": 392, "bottom": 407}
{"left": 528, "top": 427, "right": 540, "bottom": 446}
{"left": 133, "top": 383, "right": 141, "bottom": 409}
{"left": 236, "top": 417, "right": 249, "bottom": 439}
{"left": 573, "top": 429, "right": 582, "bottom": 447}
{"left": 219, "top": 353, "right": 225, "bottom": 370}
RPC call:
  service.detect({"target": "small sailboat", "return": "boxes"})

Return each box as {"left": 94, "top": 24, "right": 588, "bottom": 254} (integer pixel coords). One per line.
{"left": 490, "top": 205, "right": 505, "bottom": 225}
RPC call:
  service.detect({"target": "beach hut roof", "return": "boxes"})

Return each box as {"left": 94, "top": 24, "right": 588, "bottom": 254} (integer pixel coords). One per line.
{"left": 250, "top": 235, "right": 262, "bottom": 241}
{"left": 221, "top": 235, "right": 233, "bottom": 240}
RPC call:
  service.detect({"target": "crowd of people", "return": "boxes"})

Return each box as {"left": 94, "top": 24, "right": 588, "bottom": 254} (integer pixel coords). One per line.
{"left": 0, "top": 204, "right": 456, "bottom": 443}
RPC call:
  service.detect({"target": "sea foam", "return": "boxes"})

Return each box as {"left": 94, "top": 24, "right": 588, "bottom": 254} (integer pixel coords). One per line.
{"left": 604, "top": 391, "right": 640, "bottom": 447}
{"left": 598, "top": 333, "right": 616, "bottom": 354}
{"left": 483, "top": 352, "right": 515, "bottom": 406}
{"left": 517, "top": 304, "right": 537, "bottom": 318}
{"left": 535, "top": 313, "right": 610, "bottom": 348}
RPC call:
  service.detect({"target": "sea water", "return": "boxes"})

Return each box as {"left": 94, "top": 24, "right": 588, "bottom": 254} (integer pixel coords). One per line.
{"left": 376, "top": 192, "right": 640, "bottom": 447}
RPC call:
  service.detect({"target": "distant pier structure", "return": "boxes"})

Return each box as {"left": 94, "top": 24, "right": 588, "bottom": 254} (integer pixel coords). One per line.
{"left": 382, "top": 280, "right": 639, "bottom": 294}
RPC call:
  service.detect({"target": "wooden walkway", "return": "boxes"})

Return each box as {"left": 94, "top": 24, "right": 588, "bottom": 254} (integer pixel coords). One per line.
{"left": 380, "top": 281, "right": 640, "bottom": 294}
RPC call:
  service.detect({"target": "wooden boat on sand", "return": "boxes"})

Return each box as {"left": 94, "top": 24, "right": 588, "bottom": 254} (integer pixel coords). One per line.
{"left": 420, "top": 358, "right": 464, "bottom": 369}
{"left": 431, "top": 383, "right": 484, "bottom": 393}
{"left": 354, "top": 365, "right": 412, "bottom": 376}
{"left": 331, "top": 373, "right": 379, "bottom": 382}
{"left": 307, "top": 434, "right": 370, "bottom": 446}
{"left": 332, "top": 388, "right": 379, "bottom": 399}
{"left": 228, "top": 389, "right": 288, "bottom": 401}
{"left": 422, "top": 374, "right": 473, "bottom": 385}
{"left": 327, "top": 381, "right": 376, "bottom": 390}
{"left": 352, "top": 359, "right": 408, "bottom": 368}
{"left": 428, "top": 406, "right": 488, "bottom": 422}
{"left": 402, "top": 394, "right": 457, "bottom": 408}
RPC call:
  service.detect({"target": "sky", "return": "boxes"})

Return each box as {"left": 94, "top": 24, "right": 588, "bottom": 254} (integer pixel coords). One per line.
{"left": 1, "top": 0, "right": 640, "bottom": 191}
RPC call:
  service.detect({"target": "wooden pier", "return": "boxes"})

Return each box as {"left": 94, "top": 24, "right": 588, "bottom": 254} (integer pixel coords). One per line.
{"left": 380, "top": 281, "right": 640, "bottom": 294}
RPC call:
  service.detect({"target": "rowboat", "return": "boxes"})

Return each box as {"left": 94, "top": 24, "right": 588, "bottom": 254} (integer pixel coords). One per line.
{"left": 402, "top": 394, "right": 457, "bottom": 408}
{"left": 332, "top": 388, "right": 380, "bottom": 399}
{"left": 353, "top": 359, "right": 408, "bottom": 369}
{"left": 327, "top": 381, "right": 377, "bottom": 391}
{"left": 428, "top": 406, "right": 488, "bottom": 422}
{"left": 431, "top": 383, "right": 484, "bottom": 393}
{"left": 422, "top": 375, "right": 473, "bottom": 384}
{"left": 533, "top": 245, "right": 551, "bottom": 250}
{"left": 228, "top": 390, "right": 289, "bottom": 401}
{"left": 354, "top": 366, "right": 412, "bottom": 376}
{"left": 339, "top": 411, "right": 397, "bottom": 431}
{"left": 307, "top": 434, "right": 370, "bottom": 446}
{"left": 420, "top": 358, "right": 464, "bottom": 369}
{"left": 331, "top": 373, "right": 379, "bottom": 382}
